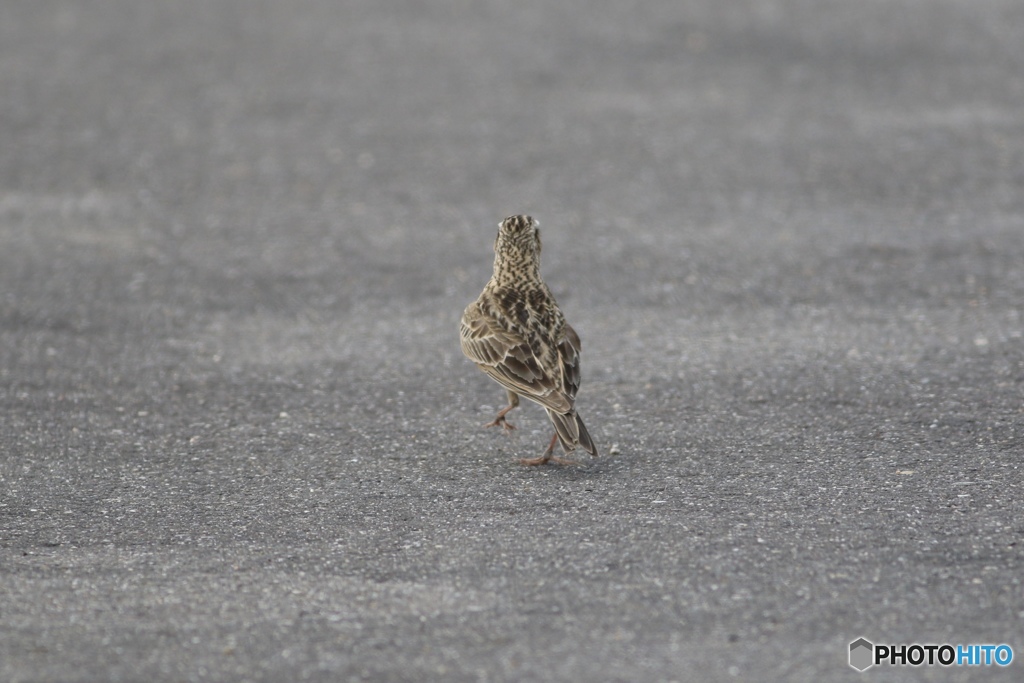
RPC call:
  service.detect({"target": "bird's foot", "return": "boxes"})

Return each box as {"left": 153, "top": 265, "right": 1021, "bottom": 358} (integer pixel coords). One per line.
{"left": 519, "top": 454, "right": 577, "bottom": 466}
{"left": 484, "top": 414, "right": 516, "bottom": 430}
{"left": 519, "top": 433, "right": 574, "bottom": 466}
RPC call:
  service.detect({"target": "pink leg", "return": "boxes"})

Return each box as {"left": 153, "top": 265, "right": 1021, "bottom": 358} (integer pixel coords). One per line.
{"left": 519, "top": 433, "right": 578, "bottom": 466}
{"left": 484, "top": 391, "right": 519, "bottom": 430}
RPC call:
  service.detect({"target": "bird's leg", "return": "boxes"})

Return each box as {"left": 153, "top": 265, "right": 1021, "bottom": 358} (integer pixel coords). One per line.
{"left": 518, "top": 433, "right": 557, "bottom": 466}
{"left": 484, "top": 391, "right": 519, "bottom": 430}
{"left": 519, "top": 433, "right": 578, "bottom": 466}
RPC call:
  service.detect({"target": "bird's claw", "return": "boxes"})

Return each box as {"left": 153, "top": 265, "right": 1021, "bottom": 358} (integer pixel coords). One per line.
{"left": 518, "top": 455, "right": 577, "bottom": 466}
{"left": 484, "top": 415, "right": 516, "bottom": 430}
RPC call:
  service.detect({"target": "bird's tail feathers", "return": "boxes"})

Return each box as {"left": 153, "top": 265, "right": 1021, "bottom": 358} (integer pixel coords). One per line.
{"left": 546, "top": 409, "right": 598, "bottom": 457}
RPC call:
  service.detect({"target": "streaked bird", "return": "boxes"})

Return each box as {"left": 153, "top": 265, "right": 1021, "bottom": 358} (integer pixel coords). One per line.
{"left": 460, "top": 215, "right": 598, "bottom": 465}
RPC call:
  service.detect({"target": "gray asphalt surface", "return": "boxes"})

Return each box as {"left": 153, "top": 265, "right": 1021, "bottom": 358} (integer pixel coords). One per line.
{"left": 2, "top": 1, "right": 1023, "bottom": 681}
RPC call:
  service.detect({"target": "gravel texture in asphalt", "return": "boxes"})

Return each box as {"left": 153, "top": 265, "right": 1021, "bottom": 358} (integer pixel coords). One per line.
{"left": 2, "top": 1, "right": 1023, "bottom": 681}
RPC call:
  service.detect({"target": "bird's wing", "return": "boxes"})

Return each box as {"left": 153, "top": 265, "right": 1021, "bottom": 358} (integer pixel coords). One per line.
{"left": 460, "top": 303, "right": 573, "bottom": 413}
{"left": 558, "top": 322, "right": 583, "bottom": 402}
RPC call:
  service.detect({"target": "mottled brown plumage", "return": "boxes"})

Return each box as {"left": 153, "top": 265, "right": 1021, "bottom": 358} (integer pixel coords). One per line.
{"left": 460, "top": 215, "right": 597, "bottom": 465}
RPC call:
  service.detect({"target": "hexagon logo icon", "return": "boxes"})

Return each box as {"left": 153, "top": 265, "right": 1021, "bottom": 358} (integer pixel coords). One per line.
{"left": 849, "top": 637, "right": 874, "bottom": 671}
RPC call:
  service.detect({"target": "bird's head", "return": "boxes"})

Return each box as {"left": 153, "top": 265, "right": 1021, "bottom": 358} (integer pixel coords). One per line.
{"left": 494, "top": 215, "right": 542, "bottom": 265}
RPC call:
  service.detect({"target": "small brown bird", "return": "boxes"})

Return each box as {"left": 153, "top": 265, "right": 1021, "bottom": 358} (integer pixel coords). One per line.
{"left": 460, "top": 215, "right": 598, "bottom": 465}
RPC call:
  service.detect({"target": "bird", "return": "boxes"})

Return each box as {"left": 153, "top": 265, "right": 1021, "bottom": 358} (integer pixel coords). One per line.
{"left": 460, "top": 215, "right": 598, "bottom": 466}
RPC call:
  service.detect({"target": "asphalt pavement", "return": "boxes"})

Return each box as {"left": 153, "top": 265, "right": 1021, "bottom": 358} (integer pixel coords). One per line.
{"left": 1, "top": 1, "right": 1022, "bottom": 681}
